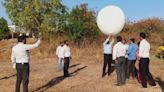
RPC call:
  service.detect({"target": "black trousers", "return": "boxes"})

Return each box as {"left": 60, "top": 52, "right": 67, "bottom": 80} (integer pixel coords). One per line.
{"left": 115, "top": 57, "right": 126, "bottom": 85}
{"left": 102, "top": 54, "right": 112, "bottom": 76}
{"left": 64, "top": 57, "right": 70, "bottom": 77}
{"left": 16, "top": 63, "right": 29, "bottom": 92}
{"left": 139, "top": 58, "right": 156, "bottom": 88}
{"left": 127, "top": 60, "right": 136, "bottom": 79}
{"left": 124, "top": 58, "right": 128, "bottom": 79}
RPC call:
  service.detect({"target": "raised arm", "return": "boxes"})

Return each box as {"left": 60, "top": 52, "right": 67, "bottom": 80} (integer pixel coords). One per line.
{"left": 103, "top": 38, "right": 109, "bottom": 45}
{"left": 25, "top": 39, "right": 41, "bottom": 50}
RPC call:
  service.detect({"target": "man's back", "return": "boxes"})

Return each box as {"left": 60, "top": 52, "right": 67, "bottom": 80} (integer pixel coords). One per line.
{"left": 12, "top": 43, "right": 30, "bottom": 63}
{"left": 11, "top": 39, "right": 41, "bottom": 64}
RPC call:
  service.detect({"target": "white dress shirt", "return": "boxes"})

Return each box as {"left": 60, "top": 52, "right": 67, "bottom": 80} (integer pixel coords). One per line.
{"left": 113, "top": 42, "right": 126, "bottom": 60}
{"left": 139, "top": 39, "right": 150, "bottom": 58}
{"left": 124, "top": 44, "right": 129, "bottom": 58}
{"left": 103, "top": 39, "right": 114, "bottom": 54}
{"left": 11, "top": 39, "right": 41, "bottom": 64}
{"left": 56, "top": 45, "right": 61, "bottom": 56}
{"left": 56, "top": 45, "right": 65, "bottom": 58}
{"left": 63, "top": 45, "right": 71, "bottom": 57}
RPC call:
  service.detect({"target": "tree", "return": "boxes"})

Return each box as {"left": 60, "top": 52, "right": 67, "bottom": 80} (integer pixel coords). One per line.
{"left": 66, "top": 3, "right": 99, "bottom": 44}
{"left": 3, "top": 0, "right": 67, "bottom": 38}
{"left": 0, "top": 17, "right": 10, "bottom": 40}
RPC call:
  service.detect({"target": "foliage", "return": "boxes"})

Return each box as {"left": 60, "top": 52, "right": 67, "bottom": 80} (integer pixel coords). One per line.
{"left": 0, "top": 17, "right": 10, "bottom": 40}
{"left": 66, "top": 3, "right": 99, "bottom": 43}
{"left": 3, "top": 0, "right": 67, "bottom": 36}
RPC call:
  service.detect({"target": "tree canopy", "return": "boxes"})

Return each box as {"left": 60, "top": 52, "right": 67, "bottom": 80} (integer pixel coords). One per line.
{"left": 0, "top": 17, "right": 10, "bottom": 40}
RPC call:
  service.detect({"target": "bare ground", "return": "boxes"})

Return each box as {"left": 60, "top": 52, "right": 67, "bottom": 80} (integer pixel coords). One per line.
{"left": 0, "top": 57, "right": 164, "bottom": 92}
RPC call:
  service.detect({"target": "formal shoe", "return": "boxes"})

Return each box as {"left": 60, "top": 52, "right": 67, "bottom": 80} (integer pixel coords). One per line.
{"left": 64, "top": 75, "right": 69, "bottom": 77}
{"left": 138, "top": 86, "right": 147, "bottom": 90}
{"left": 115, "top": 83, "right": 122, "bottom": 86}
{"left": 122, "top": 82, "right": 126, "bottom": 85}
{"left": 102, "top": 74, "right": 106, "bottom": 78}
{"left": 151, "top": 84, "right": 158, "bottom": 88}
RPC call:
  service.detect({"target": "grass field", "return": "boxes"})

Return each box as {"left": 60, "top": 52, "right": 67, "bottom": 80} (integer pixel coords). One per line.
{"left": 0, "top": 38, "right": 164, "bottom": 92}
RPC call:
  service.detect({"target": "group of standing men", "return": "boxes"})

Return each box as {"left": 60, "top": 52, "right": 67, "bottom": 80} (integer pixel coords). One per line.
{"left": 56, "top": 40, "right": 71, "bottom": 77}
{"left": 11, "top": 32, "right": 157, "bottom": 92}
{"left": 102, "top": 32, "right": 157, "bottom": 89}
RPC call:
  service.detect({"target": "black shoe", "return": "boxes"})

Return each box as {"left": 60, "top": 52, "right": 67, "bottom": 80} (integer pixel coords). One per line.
{"left": 64, "top": 75, "right": 69, "bottom": 77}
{"left": 139, "top": 86, "right": 147, "bottom": 90}
{"left": 115, "top": 83, "right": 122, "bottom": 86}
{"left": 102, "top": 73, "right": 106, "bottom": 78}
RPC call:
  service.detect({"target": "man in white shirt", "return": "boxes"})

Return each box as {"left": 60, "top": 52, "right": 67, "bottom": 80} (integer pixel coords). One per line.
{"left": 138, "top": 32, "right": 156, "bottom": 88}
{"left": 102, "top": 34, "right": 114, "bottom": 77}
{"left": 56, "top": 42, "right": 65, "bottom": 71}
{"left": 122, "top": 39, "right": 129, "bottom": 79}
{"left": 63, "top": 40, "right": 71, "bottom": 77}
{"left": 113, "top": 36, "right": 126, "bottom": 86}
{"left": 11, "top": 35, "right": 41, "bottom": 92}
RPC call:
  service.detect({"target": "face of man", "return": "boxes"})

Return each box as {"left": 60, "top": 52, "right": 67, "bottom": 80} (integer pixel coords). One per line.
{"left": 139, "top": 36, "right": 142, "bottom": 41}
{"left": 122, "top": 40, "right": 126, "bottom": 44}
{"left": 61, "top": 43, "right": 64, "bottom": 46}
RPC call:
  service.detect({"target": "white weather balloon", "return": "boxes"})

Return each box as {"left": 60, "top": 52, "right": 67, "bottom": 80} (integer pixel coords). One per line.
{"left": 97, "top": 5, "right": 125, "bottom": 35}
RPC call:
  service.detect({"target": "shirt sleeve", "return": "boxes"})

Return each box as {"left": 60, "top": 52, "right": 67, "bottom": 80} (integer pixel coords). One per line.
{"left": 113, "top": 44, "right": 117, "bottom": 60}
{"left": 63, "top": 46, "right": 66, "bottom": 58}
{"left": 11, "top": 49, "right": 16, "bottom": 65}
{"left": 24, "top": 39, "right": 41, "bottom": 50}
{"left": 103, "top": 39, "right": 109, "bottom": 46}
{"left": 139, "top": 42, "right": 144, "bottom": 57}
{"left": 56, "top": 47, "right": 59, "bottom": 55}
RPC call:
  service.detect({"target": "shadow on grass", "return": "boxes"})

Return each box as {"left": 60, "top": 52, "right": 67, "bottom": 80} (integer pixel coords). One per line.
{"left": 32, "top": 66, "right": 87, "bottom": 92}
{"left": 155, "top": 77, "right": 164, "bottom": 92}
{"left": 0, "top": 74, "right": 16, "bottom": 80}
{"left": 69, "top": 63, "right": 80, "bottom": 69}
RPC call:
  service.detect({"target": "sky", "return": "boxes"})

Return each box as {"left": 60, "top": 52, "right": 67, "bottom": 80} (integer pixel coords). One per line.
{"left": 0, "top": 0, "right": 164, "bottom": 24}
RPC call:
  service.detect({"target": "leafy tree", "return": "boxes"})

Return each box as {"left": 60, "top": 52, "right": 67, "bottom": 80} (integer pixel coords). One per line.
{"left": 0, "top": 17, "right": 10, "bottom": 40}
{"left": 66, "top": 3, "right": 99, "bottom": 44}
{"left": 3, "top": 0, "right": 67, "bottom": 37}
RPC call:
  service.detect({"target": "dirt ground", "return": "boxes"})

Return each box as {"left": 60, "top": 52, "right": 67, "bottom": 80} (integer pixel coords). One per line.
{"left": 0, "top": 56, "right": 164, "bottom": 92}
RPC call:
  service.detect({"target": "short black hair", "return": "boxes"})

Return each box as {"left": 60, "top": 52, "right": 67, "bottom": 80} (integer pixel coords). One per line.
{"left": 140, "top": 32, "right": 146, "bottom": 39}
{"left": 138, "top": 41, "right": 140, "bottom": 46}
{"left": 60, "top": 41, "right": 64, "bottom": 44}
{"left": 130, "top": 38, "right": 135, "bottom": 43}
{"left": 17, "top": 35, "right": 26, "bottom": 42}
{"left": 63, "top": 40, "right": 68, "bottom": 44}
{"left": 117, "top": 36, "right": 122, "bottom": 42}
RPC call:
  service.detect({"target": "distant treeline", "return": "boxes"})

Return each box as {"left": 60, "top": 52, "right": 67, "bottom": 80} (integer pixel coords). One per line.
{"left": 1, "top": 0, "right": 164, "bottom": 43}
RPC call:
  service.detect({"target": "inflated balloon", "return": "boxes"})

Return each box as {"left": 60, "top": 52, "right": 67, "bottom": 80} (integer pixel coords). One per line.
{"left": 97, "top": 5, "right": 125, "bottom": 35}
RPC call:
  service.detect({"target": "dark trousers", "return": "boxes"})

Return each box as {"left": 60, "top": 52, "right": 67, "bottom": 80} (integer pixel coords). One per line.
{"left": 127, "top": 60, "right": 136, "bottom": 79}
{"left": 139, "top": 58, "right": 156, "bottom": 88}
{"left": 124, "top": 58, "right": 128, "bottom": 79}
{"left": 64, "top": 57, "right": 70, "bottom": 77}
{"left": 115, "top": 57, "right": 126, "bottom": 85}
{"left": 16, "top": 63, "right": 29, "bottom": 92}
{"left": 102, "top": 54, "right": 112, "bottom": 76}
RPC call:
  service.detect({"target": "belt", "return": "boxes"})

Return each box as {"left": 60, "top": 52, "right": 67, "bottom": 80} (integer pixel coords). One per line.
{"left": 16, "top": 63, "right": 29, "bottom": 65}
{"left": 117, "top": 56, "right": 125, "bottom": 58}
